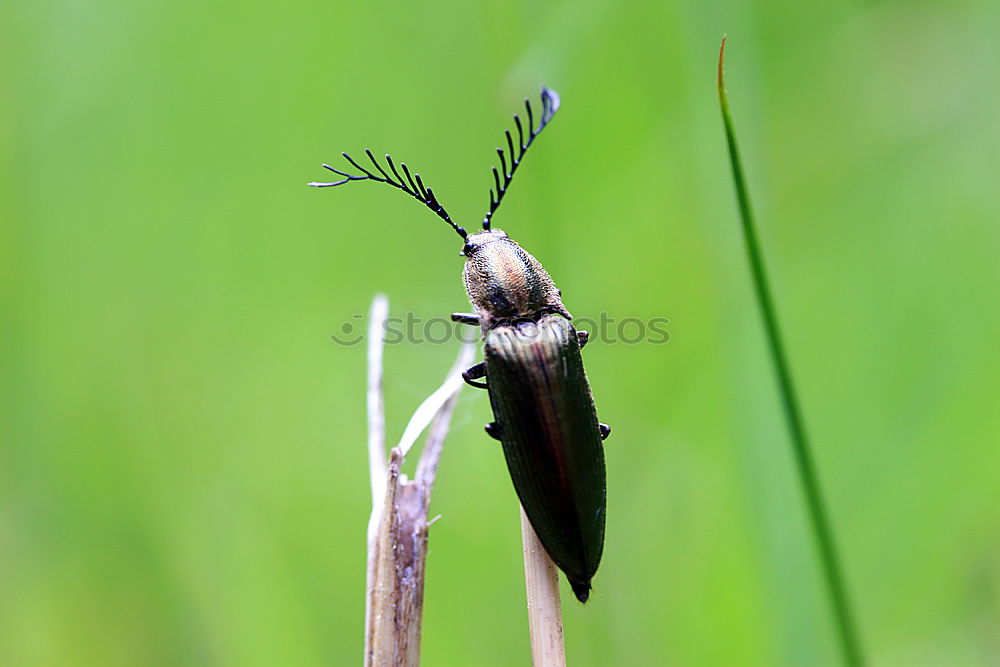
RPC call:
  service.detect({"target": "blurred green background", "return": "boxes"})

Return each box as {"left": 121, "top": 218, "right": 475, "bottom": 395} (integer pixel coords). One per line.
{"left": 3, "top": 0, "right": 999, "bottom": 664}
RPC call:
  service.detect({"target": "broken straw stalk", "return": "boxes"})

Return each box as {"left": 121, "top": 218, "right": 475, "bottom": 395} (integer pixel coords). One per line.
{"left": 362, "top": 295, "right": 567, "bottom": 666}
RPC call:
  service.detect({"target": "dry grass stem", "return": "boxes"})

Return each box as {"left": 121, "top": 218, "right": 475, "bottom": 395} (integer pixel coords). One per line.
{"left": 521, "top": 505, "right": 567, "bottom": 667}
{"left": 363, "top": 294, "right": 475, "bottom": 667}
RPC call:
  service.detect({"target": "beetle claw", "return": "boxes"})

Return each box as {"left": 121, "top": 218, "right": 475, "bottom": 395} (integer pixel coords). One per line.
{"left": 462, "top": 362, "right": 488, "bottom": 389}
{"left": 485, "top": 421, "right": 503, "bottom": 441}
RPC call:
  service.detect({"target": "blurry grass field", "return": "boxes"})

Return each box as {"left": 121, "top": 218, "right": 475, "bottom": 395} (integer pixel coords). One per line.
{"left": 3, "top": 0, "right": 1000, "bottom": 665}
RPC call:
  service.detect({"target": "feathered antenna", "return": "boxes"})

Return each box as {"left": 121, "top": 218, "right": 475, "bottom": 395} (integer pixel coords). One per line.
{"left": 310, "top": 150, "right": 467, "bottom": 239}
{"left": 482, "top": 87, "right": 561, "bottom": 230}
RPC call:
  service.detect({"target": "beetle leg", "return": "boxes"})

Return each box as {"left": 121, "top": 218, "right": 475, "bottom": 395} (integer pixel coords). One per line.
{"left": 462, "top": 362, "right": 488, "bottom": 389}
{"left": 599, "top": 423, "right": 611, "bottom": 441}
{"left": 577, "top": 330, "right": 589, "bottom": 349}
{"left": 451, "top": 312, "right": 480, "bottom": 326}
{"left": 484, "top": 421, "right": 503, "bottom": 441}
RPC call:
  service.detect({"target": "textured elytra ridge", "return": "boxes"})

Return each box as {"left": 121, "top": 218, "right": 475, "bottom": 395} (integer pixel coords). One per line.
{"left": 484, "top": 315, "right": 606, "bottom": 603}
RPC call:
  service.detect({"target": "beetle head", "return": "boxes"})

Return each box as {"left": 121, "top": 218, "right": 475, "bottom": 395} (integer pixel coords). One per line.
{"left": 461, "top": 229, "right": 508, "bottom": 257}
{"left": 461, "top": 228, "right": 569, "bottom": 326}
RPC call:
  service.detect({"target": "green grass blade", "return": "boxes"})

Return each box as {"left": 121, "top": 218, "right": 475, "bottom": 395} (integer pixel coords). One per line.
{"left": 716, "top": 36, "right": 865, "bottom": 667}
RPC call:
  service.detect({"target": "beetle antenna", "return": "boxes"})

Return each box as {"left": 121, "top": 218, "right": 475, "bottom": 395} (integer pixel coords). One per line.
{"left": 482, "top": 87, "right": 561, "bottom": 230}
{"left": 310, "top": 149, "right": 467, "bottom": 239}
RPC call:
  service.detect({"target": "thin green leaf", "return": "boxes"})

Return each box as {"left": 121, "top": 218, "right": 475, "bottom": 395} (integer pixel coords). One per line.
{"left": 717, "top": 35, "right": 866, "bottom": 667}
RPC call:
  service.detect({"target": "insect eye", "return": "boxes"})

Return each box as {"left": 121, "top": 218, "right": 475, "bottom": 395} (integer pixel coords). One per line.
{"left": 463, "top": 243, "right": 476, "bottom": 256}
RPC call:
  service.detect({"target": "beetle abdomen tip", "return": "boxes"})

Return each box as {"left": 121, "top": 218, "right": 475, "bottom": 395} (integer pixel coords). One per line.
{"left": 570, "top": 579, "right": 591, "bottom": 604}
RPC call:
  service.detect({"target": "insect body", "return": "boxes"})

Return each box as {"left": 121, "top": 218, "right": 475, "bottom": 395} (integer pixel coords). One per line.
{"left": 311, "top": 88, "right": 610, "bottom": 603}
{"left": 483, "top": 313, "right": 607, "bottom": 603}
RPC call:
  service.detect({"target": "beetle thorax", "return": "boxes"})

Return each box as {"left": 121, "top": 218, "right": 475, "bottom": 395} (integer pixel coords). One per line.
{"left": 462, "top": 229, "right": 569, "bottom": 327}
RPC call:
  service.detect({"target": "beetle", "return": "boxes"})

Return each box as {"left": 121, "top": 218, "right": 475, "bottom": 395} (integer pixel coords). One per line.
{"left": 310, "top": 88, "right": 609, "bottom": 603}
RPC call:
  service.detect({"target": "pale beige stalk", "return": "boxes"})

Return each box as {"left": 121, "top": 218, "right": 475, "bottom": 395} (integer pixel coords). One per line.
{"left": 521, "top": 505, "right": 567, "bottom": 667}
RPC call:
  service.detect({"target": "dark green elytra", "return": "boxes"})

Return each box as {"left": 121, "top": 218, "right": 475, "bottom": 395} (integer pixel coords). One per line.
{"left": 484, "top": 314, "right": 606, "bottom": 603}
{"left": 311, "top": 87, "right": 610, "bottom": 603}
